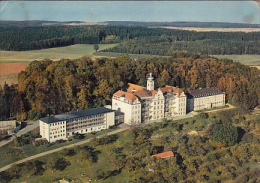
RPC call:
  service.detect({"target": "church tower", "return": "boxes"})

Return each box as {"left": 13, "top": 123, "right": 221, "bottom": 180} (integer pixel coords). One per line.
{"left": 147, "top": 73, "right": 154, "bottom": 91}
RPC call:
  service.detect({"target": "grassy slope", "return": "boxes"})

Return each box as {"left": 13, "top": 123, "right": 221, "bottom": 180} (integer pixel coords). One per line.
{"left": 0, "top": 128, "right": 116, "bottom": 169}
{"left": 0, "top": 44, "right": 117, "bottom": 63}
{"left": 212, "top": 55, "right": 260, "bottom": 66}
{"left": 5, "top": 109, "right": 260, "bottom": 182}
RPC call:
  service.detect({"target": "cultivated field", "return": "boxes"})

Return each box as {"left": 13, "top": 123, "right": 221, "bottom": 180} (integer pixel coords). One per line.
{"left": 0, "top": 63, "right": 29, "bottom": 86}
{"left": 159, "top": 26, "right": 260, "bottom": 32}
{"left": 0, "top": 44, "right": 117, "bottom": 85}
{"left": 0, "top": 44, "right": 117, "bottom": 63}
{"left": 211, "top": 55, "right": 260, "bottom": 66}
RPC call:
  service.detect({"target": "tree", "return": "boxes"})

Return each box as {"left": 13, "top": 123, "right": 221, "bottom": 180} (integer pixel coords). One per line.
{"left": 210, "top": 124, "right": 238, "bottom": 146}
{"left": 94, "top": 44, "right": 99, "bottom": 52}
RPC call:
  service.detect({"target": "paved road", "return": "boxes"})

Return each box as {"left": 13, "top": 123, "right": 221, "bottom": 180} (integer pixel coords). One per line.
{"left": 0, "top": 121, "right": 39, "bottom": 148}
{"left": 0, "top": 127, "right": 129, "bottom": 172}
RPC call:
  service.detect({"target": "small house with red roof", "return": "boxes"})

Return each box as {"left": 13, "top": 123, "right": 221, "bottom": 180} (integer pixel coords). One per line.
{"left": 152, "top": 151, "right": 175, "bottom": 159}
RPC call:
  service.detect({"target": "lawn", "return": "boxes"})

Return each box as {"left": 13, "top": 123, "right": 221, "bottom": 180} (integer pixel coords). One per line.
{"left": 0, "top": 44, "right": 117, "bottom": 63}
{"left": 0, "top": 128, "right": 117, "bottom": 169}
{"left": 211, "top": 55, "right": 260, "bottom": 66}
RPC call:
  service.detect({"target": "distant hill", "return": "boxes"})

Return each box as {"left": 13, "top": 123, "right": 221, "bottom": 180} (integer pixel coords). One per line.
{"left": 0, "top": 20, "right": 88, "bottom": 27}
{"left": 105, "top": 21, "right": 260, "bottom": 28}
{"left": 0, "top": 20, "right": 259, "bottom": 28}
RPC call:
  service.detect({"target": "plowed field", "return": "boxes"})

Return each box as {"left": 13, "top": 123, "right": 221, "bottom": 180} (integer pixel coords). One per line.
{"left": 0, "top": 63, "right": 28, "bottom": 76}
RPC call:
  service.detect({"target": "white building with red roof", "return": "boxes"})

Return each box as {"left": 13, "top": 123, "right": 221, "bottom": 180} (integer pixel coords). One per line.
{"left": 112, "top": 73, "right": 187, "bottom": 124}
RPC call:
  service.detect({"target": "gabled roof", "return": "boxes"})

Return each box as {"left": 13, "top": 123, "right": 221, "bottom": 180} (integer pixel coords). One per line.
{"left": 151, "top": 90, "right": 158, "bottom": 97}
{"left": 134, "top": 89, "right": 153, "bottom": 98}
{"left": 152, "top": 151, "right": 174, "bottom": 159}
{"left": 160, "top": 85, "right": 183, "bottom": 97}
{"left": 40, "top": 107, "right": 114, "bottom": 124}
{"left": 127, "top": 83, "right": 146, "bottom": 93}
{"left": 188, "top": 87, "right": 224, "bottom": 98}
{"left": 113, "top": 90, "right": 138, "bottom": 104}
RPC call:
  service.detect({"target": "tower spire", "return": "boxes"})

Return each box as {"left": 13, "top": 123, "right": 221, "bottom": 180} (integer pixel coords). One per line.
{"left": 147, "top": 73, "right": 154, "bottom": 91}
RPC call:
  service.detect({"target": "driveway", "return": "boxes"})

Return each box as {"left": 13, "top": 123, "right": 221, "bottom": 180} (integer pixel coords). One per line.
{"left": 0, "top": 121, "right": 39, "bottom": 148}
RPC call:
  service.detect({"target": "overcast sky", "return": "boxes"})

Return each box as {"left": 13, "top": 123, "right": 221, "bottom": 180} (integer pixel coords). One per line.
{"left": 0, "top": 1, "right": 259, "bottom": 24}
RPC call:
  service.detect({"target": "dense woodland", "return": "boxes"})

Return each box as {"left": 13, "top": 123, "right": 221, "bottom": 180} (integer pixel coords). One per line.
{"left": 0, "top": 26, "right": 259, "bottom": 54}
{"left": 0, "top": 54, "right": 259, "bottom": 121}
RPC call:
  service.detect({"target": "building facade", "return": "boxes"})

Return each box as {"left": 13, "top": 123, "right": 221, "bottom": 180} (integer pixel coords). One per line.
{"left": 112, "top": 73, "right": 187, "bottom": 125}
{"left": 187, "top": 87, "right": 225, "bottom": 112}
{"left": 39, "top": 107, "right": 115, "bottom": 142}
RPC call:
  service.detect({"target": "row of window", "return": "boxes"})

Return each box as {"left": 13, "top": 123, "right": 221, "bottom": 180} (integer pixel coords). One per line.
{"left": 50, "top": 130, "right": 65, "bottom": 135}
{"left": 50, "top": 126, "right": 65, "bottom": 131}
{"left": 50, "top": 133, "right": 66, "bottom": 139}
{"left": 153, "top": 115, "right": 164, "bottom": 119}
{"left": 154, "top": 100, "right": 163, "bottom": 105}
{"left": 67, "top": 122, "right": 104, "bottom": 131}
{"left": 67, "top": 115, "right": 104, "bottom": 123}
{"left": 67, "top": 118, "right": 104, "bottom": 127}
{"left": 49, "top": 122, "right": 65, "bottom": 126}
{"left": 132, "top": 105, "right": 140, "bottom": 109}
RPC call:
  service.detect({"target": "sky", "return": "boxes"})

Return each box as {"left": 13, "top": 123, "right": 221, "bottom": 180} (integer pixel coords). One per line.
{"left": 0, "top": 1, "right": 259, "bottom": 24}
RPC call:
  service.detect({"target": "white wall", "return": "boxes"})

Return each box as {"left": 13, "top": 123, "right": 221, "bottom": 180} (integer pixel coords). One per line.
{"left": 190, "top": 93, "right": 225, "bottom": 111}
{"left": 112, "top": 98, "right": 141, "bottom": 125}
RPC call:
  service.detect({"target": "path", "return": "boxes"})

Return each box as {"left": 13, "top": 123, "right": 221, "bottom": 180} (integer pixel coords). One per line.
{"left": 0, "top": 121, "right": 39, "bottom": 148}
{"left": 0, "top": 127, "right": 128, "bottom": 172}
{"left": 204, "top": 103, "right": 235, "bottom": 113}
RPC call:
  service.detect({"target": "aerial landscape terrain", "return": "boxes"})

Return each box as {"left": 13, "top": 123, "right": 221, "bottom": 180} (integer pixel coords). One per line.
{"left": 0, "top": 1, "right": 259, "bottom": 183}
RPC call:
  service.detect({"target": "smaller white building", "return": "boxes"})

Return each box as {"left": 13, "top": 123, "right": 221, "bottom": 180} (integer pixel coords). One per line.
{"left": 187, "top": 87, "right": 225, "bottom": 112}
{"left": 39, "top": 107, "right": 115, "bottom": 143}
{"left": 0, "top": 120, "right": 21, "bottom": 134}
{"left": 112, "top": 90, "right": 142, "bottom": 125}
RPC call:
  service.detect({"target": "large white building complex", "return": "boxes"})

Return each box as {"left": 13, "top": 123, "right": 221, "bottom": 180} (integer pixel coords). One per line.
{"left": 187, "top": 87, "right": 225, "bottom": 112}
{"left": 39, "top": 107, "right": 115, "bottom": 142}
{"left": 112, "top": 73, "right": 187, "bottom": 125}
{"left": 39, "top": 73, "right": 226, "bottom": 142}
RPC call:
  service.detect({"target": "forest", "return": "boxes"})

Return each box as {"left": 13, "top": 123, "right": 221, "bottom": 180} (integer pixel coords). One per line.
{"left": 0, "top": 54, "right": 260, "bottom": 122}
{"left": 0, "top": 25, "right": 259, "bottom": 55}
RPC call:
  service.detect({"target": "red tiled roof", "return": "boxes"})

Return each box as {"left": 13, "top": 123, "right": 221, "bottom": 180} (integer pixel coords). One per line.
{"left": 127, "top": 83, "right": 146, "bottom": 93}
{"left": 151, "top": 90, "right": 158, "bottom": 97}
{"left": 134, "top": 90, "right": 152, "bottom": 98}
{"left": 160, "top": 85, "right": 183, "bottom": 97}
{"left": 113, "top": 90, "right": 138, "bottom": 104}
{"left": 152, "top": 151, "right": 174, "bottom": 158}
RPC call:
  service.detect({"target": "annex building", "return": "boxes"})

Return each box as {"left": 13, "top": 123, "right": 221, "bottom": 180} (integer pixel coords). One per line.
{"left": 39, "top": 107, "right": 115, "bottom": 142}
{"left": 112, "top": 73, "right": 187, "bottom": 125}
{"left": 187, "top": 87, "right": 225, "bottom": 112}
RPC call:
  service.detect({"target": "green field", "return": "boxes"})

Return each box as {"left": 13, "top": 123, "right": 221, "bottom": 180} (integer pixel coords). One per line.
{"left": 211, "top": 55, "right": 260, "bottom": 66}
{"left": 0, "top": 44, "right": 117, "bottom": 63}
{"left": 93, "top": 52, "right": 171, "bottom": 60}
